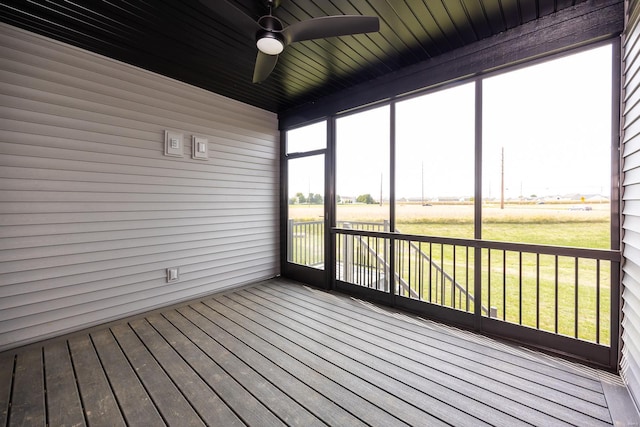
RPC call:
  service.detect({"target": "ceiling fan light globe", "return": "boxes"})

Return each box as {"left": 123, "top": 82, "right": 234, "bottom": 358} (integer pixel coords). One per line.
{"left": 257, "top": 36, "right": 284, "bottom": 55}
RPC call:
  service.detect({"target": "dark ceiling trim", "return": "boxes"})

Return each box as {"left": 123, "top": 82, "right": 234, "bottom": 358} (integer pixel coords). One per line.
{"left": 279, "top": 0, "right": 624, "bottom": 130}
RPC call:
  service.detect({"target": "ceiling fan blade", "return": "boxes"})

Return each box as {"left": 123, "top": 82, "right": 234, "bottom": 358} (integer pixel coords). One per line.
{"left": 253, "top": 51, "right": 279, "bottom": 83}
{"left": 283, "top": 15, "right": 380, "bottom": 45}
{"left": 198, "top": 0, "right": 260, "bottom": 37}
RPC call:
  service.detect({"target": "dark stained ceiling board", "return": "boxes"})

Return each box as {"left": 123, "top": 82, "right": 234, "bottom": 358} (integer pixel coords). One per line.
{"left": 0, "top": 1, "right": 600, "bottom": 114}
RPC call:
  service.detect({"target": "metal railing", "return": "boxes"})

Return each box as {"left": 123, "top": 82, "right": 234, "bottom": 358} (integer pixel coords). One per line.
{"left": 288, "top": 219, "right": 619, "bottom": 349}
{"left": 287, "top": 219, "right": 324, "bottom": 267}
{"left": 395, "top": 239, "right": 493, "bottom": 316}
{"left": 287, "top": 219, "right": 391, "bottom": 268}
{"left": 332, "top": 226, "right": 619, "bottom": 347}
{"left": 290, "top": 219, "right": 484, "bottom": 312}
{"left": 479, "top": 241, "right": 617, "bottom": 345}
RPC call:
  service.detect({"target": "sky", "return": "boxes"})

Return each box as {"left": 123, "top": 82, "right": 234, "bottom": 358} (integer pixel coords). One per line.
{"left": 287, "top": 43, "right": 613, "bottom": 201}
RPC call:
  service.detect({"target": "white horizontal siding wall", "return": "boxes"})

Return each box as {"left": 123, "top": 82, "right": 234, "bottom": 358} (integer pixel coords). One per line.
{"left": 0, "top": 23, "right": 279, "bottom": 351}
{"left": 623, "top": 0, "right": 640, "bottom": 411}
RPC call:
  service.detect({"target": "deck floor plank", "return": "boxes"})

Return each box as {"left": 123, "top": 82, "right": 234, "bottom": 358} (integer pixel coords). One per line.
{"left": 146, "top": 312, "right": 282, "bottom": 427}
{"left": 90, "top": 328, "right": 164, "bottom": 426}
{"left": 269, "top": 280, "right": 608, "bottom": 396}
{"left": 219, "top": 291, "right": 531, "bottom": 426}
{"left": 226, "top": 289, "right": 591, "bottom": 426}
{"left": 249, "top": 284, "right": 613, "bottom": 425}
{"left": 43, "top": 341, "right": 86, "bottom": 427}
{"left": 109, "top": 323, "right": 205, "bottom": 427}
{"left": 270, "top": 280, "right": 605, "bottom": 394}
{"left": 175, "top": 306, "right": 357, "bottom": 427}
{"left": 183, "top": 302, "right": 421, "bottom": 427}
{"left": 0, "top": 353, "right": 14, "bottom": 427}
{"left": 0, "top": 278, "right": 637, "bottom": 426}
{"left": 272, "top": 279, "right": 602, "bottom": 394}
{"left": 11, "top": 349, "right": 44, "bottom": 426}
{"left": 148, "top": 308, "right": 365, "bottom": 427}
{"left": 163, "top": 309, "right": 295, "bottom": 427}
{"left": 128, "top": 318, "right": 245, "bottom": 427}
{"left": 202, "top": 295, "right": 485, "bottom": 427}
{"left": 67, "top": 335, "right": 125, "bottom": 427}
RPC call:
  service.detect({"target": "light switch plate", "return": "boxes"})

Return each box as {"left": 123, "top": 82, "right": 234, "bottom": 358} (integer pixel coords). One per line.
{"left": 192, "top": 136, "right": 208, "bottom": 160}
{"left": 164, "top": 131, "right": 183, "bottom": 157}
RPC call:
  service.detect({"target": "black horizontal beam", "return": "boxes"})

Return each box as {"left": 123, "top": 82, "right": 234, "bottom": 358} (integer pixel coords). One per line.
{"left": 279, "top": 0, "right": 624, "bottom": 129}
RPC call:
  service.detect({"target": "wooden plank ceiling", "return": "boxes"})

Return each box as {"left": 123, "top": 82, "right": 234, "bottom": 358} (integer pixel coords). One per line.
{"left": 0, "top": 0, "right": 587, "bottom": 114}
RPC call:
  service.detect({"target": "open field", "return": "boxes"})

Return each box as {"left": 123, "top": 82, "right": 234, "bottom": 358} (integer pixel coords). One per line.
{"left": 289, "top": 202, "right": 614, "bottom": 344}
{"left": 292, "top": 201, "right": 610, "bottom": 223}
{"left": 291, "top": 202, "right": 611, "bottom": 248}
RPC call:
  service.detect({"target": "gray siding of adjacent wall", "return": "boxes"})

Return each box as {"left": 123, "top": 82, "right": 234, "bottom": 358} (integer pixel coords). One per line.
{"left": 623, "top": 0, "right": 640, "bottom": 411}
{"left": 0, "top": 23, "right": 280, "bottom": 351}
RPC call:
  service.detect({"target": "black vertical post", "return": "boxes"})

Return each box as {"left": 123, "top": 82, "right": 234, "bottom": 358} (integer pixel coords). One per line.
{"left": 280, "top": 128, "right": 288, "bottom": 276}
{"left": 390, "top": 102, "right": 397, "bottom": 298}
{"left": 474, "top": 79, "right": 483, "bottom": 331}
{"left": 327, "top": 118, "right": 337, "bottom": 290}
{"left": 610, "top": 36, "right": 622, "bottom": 369}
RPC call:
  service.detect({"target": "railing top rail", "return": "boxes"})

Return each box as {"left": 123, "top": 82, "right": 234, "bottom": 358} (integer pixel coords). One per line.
{"left": 290, "top": 220, "right": 324, "bottom": 225}
{"left": 338, "top": 220, "right": 389, "bottom": 227}
{"left": 331, "top": 227, "right": 621, "bottom": 261}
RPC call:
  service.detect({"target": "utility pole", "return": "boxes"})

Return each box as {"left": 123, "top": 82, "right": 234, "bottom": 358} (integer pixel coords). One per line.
{"left": 380, "top": 173, "right": 383, "bottom": 207}
{"left": 500, "top": 147, "right": 505, "bottom": 210}
{"left": 421, "top": 161, "right": 424, "bottom": 206}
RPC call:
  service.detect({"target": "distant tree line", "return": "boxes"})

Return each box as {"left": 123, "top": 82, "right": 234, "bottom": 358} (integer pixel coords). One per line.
{"left": 289, "top": 192, "right": 323, "bottom": 204}
{"left": 289, "top": 193, "right": 377, "bottom": 205}
{"left": 356, "top": 194, "right": 376, "bottom": 204}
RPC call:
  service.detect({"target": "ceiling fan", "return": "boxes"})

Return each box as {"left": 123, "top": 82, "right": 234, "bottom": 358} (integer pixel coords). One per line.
{"left": 199, "top": 0, "right": 380, "bottom": 83}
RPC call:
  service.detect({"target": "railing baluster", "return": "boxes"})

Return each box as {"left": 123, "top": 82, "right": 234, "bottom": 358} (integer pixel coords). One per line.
{"left": 366, "top": 236, "right": 370, "bottom": 288}
{"left": 465, "top": 246, "right": 470, "bottom": 312}
{"left": 318, "top": 222, "right": 322, "bottom": 264}
{"left": 336, "top": 233, "right": 340, "bottom": 280}
{"left": 502, "top": 250, "right": 506, "bottom": 321}
{"left": 419, "top": 242, "right": 423, "bottom": 300}
{"left": 487, "top": 249, "right": 492, "bottom": 318}
{"left": 306, "top": 223, "right": 310, "bottom": 264}
{"left": 440, "top": 244, "right": 445, "bottom": 307}
{"left": 344, "top": 224, "right": 353, "bottom": 283}
{"left": 429, "top": 242, "right": 438, "bottom": 302}
{"left": 297, "top": 223, "right": 301, "bottom": 264}
{"left": 357, "top": 235, "right": 362, "bottom": 285}
{"left": 519, "top": 251, "right": 523, "bottom": 325}
{"left": 536, "top": 253, "right": 540, "bottom": 330}
{"left": 555, "top": 255, "right": 559, "bottom": 334}
{"left": 596, "top": 259, "right": 601, "bottom": 344}
{"left": 300, "top": 223, "right": 304, "bottom": 264}
{"left": 397, "top": 240, "right": 401, "bottom": 295}
{"left": 375, "top": 236, "right": 380, "bottom": 289}
{"left": 408, "top": 240, "right": 412, "bottom": 297}
{"left": 311, "top": 222, "right": 314, "bottom": 264}
{"left": 308, "top": 222, "right": 311, "bottom": 264}
{"left": 452, "top": 245, "right": 457, "bottom": 309}
{"left": 574, "top": 257, "right": 579, "bottom": 338}
{"left": 374, "top": 236, "right": 378, "bottom": 290}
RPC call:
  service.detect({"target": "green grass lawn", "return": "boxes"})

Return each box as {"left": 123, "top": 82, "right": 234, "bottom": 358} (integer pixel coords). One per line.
{"left": 397, "top": 214, "right": 610, "bottom": 249}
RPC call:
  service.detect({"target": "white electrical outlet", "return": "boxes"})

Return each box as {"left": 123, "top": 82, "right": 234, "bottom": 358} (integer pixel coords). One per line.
{"left": 166, "top": 267, "right": 179, "bottom": 283}
{"left": 164, "top": 131, "right": 183, "bottom": 157}
{"left": 192, "top": 136, "right": 208, "bottom": 160}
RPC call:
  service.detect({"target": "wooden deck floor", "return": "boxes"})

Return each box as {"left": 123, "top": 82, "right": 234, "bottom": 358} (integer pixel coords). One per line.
{"left": 0, "top": 277, "right": 638, "bottom": 426}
